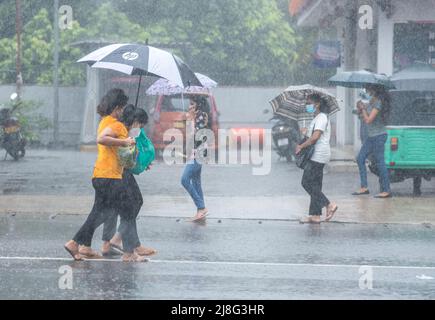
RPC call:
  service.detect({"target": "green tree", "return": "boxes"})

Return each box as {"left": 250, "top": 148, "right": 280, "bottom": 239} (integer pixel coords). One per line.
{"left": 0, "top": 0, "right": 334, "bottom": 87}
{"left": 0, "top": 2, "right": 151, "bottom": 85}
{"left": 115, "top": 0, "right": 300, "bottom": 86}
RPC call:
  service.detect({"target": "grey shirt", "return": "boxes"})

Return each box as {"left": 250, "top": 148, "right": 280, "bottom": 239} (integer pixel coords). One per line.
{"left": 366, "top": 100, "right": 386, "bottom": 137}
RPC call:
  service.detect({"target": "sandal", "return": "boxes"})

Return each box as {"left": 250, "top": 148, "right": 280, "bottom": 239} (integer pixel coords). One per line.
{"left": 352, "top": 190, "right": 370, "bottom": 196}
{"left": 299, "top": 216, "right": 321, "bottom": 224}
{"left": 78, "top": 246, "right": 103, "bottom": 260}
{"left": 191, "top": 210, "right": 209, "bottom": 222}
{"left": 64, "top": 243, "right": 83, "bottom": 261}
{"left": 122, "top": 253, "right": 149, "bottom": 263}
{"left": 326, "top": 204, "right": 338, "bottom": 222}
{"left": 102, "top": 246, "right": 122, "bottom": 257}
{"left": 134, "top": 246, "right": 157, "bottom": 257}
{"left": 374, "top": 193, "right": 392, "bottom": 199}
{"left": 110, "top": 243, "right": 124, "bottom": 254}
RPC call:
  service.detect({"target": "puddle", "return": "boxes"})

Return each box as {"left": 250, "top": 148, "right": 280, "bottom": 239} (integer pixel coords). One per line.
{"left": 3, "top": 188, "right": 21, "bottom": 194}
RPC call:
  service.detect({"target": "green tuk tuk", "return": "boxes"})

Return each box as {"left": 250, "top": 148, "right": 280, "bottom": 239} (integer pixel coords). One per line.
{"left": 369, "top": 90, "right": 435, "bottom": 195}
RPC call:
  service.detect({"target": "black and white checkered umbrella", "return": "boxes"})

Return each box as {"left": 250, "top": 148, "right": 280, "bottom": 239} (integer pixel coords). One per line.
{"left": 269, "top": 84, "right": 340, "bottom": 122}
{"left": 78, "top": 43, "right": 202, "bottom": 106}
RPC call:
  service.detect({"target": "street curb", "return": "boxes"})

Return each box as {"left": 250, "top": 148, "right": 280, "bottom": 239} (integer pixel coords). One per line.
{"left": 1, "top": 195, "right": 435, "bottom": 226}
{"left": 1, "top": 212, "right": 433, "bottom": 228}
{"left": 326, "top": 160, "right": 358, "bottom": 173}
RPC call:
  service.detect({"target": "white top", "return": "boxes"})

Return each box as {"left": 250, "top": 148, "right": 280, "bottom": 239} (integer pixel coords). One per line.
{"left": 308, "top": 113, "right": 331, "bottom": 164}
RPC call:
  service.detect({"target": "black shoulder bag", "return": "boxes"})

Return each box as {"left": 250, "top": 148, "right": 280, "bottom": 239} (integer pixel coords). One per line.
{"left": 295, "top": 115, "right": 328, "bottom": 169}
{"left": 295, "top": 129, "right": 315, "bottom": 169}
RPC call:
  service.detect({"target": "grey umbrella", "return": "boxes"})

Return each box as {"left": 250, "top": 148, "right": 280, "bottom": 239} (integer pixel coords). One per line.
{"left": 391, "top": 62, "right": 435, "bottom": 91}
{"left": 328, "top": 70, "right": 395, "bottom": 89}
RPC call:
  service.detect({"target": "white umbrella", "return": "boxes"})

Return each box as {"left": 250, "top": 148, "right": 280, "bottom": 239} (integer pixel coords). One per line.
{"left": 146, "top": 73, "right": 218, "bottom": 96}
{"left": 78, "top": 43, "right": 201, "bottom": 106}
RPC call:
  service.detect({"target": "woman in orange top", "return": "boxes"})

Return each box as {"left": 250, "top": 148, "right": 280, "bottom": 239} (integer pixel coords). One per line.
{"left": 64, "top": 88, "right": 146, "bottom": 262}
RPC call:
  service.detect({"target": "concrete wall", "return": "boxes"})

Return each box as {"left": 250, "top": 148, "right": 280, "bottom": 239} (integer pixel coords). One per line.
{"left": 0, "top": 85, "right": 86, "bottom": 147}
{"left": 211, "top": 87, "right": 286, "bottom": 128}
{"left": 1, "top": 85, "right": 339, "bottom": 147}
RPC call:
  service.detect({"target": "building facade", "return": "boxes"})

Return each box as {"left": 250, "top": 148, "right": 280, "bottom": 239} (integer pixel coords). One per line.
{"left": 291, "top": 0, "right": 435, "bottom": 152}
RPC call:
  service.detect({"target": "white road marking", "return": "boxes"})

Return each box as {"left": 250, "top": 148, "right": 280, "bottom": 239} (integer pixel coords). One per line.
{"left": 0, "top": 256, "right": 435, "bottom": 270}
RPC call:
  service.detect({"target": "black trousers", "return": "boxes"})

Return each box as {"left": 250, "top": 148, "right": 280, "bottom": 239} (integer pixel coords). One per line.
{"left": 102, "top": 171, "right": 143, "bottom": 249}
{"left": 73, "top": 175, "right": 140, "bottom": 253}
{"left": 301, "top": 160, "right": 330, "bottom": 216}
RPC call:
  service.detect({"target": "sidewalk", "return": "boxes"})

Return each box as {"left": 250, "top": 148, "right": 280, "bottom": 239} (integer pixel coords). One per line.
{"left": 328, "top": 145, "right": 358, "bottom": 173}
{"left": 1, "top": 194, "right": 434, "bottom": 225}
{"left": 1, "top": 148, "right": 434, "bottom": 225}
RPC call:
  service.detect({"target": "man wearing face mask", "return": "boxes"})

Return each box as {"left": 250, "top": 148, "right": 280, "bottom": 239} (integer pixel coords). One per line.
{"left": 296, "top": 94, "right": 338, "bottom": 224}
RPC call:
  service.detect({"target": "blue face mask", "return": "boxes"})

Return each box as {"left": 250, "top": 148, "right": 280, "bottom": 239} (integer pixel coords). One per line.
{"left": 362, "top": 89, "right": 372, "bottom": 101}
{"left": 306, "top": 104, "right": 316, "bottom": 113}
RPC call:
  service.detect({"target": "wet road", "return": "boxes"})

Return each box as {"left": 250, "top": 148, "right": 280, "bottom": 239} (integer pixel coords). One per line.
{"left": 1, "top": 150, "right": 434, "bottom": 197}
{"left": 0, "top": 214, "right": 434, "bottom": 300}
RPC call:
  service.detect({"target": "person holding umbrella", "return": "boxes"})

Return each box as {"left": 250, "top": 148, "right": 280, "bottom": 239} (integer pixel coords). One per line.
{"left": 352, "top": 84, "right": 392, "bottom": 198}
{"left": 296, "top": 94, "right": 338, "bottom": 223}
{"left": 181, "top": 95, "right": 210, "bottom": 222}
{"left": 64, "top": 89, "right": 147, "bottom": 262}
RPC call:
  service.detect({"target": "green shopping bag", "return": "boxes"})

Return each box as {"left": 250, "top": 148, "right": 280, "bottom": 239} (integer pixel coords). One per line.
{"left": 130, "top": 128, "right": 155, "bottom": 175}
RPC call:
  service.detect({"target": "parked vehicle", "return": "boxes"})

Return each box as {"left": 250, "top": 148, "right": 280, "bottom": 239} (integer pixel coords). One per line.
{"left": 368, "top": 90, "right": 435, "bottom": 195}
{"left": 270, "top": 115, "right": 300, "bottom": 162}
{"left": 149, "top": 92, "right": 220, "bottom": 157}
{"left": 0, "top": 93, "right": 26, "bottom": 161}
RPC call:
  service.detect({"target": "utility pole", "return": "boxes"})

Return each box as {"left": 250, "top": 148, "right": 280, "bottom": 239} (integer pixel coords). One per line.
{"left": 53, "top": 0, "right": 60, "bottom": 147}
{"left": 15, "top": 0, "right": 22, "bottom": 100}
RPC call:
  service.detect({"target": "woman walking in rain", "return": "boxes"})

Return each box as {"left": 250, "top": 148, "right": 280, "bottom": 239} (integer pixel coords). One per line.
{"left": 296, "top": 94, "right": 338, "bottom": 224}
{"left": 181, "top": 95, "right": 210, "bottom": 222}
{"left": 64, "top": 89, "right": 147, "bottom": 262}
{"left": 352, "top": 84, "right": 392, "bottom": 198}
{"left": 101, "top": 104, "right": 157, "bottom": 258}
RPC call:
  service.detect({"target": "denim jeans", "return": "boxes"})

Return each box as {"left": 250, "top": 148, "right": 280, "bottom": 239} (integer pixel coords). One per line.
{"left": 357, "top": 133, "right": 391, "bottom": 193}
{"left": 181, "top": 160, "right": 205, "bottom": 210}
{"left": 102, "top": 171, "right": 143, "bottom": 249}
{"left": 301, "top": 160, "right": 330, "bottom": 216}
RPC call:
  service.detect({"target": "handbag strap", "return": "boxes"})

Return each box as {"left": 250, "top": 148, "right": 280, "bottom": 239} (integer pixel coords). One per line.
{"left": 311, "top": 113, "right": 329, "bottom": 136}
{"left": 309, "top": 114, "right": 329, "bottom": 149}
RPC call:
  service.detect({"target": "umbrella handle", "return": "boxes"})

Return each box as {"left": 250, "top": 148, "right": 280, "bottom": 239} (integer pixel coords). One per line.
{"left": 135, "top": 74, "right": 143, "bottom": 108}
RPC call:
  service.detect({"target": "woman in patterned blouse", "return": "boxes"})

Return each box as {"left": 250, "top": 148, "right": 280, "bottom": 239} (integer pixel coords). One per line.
{"left": 181, "top": 95, "right": 210, "bottom": 221}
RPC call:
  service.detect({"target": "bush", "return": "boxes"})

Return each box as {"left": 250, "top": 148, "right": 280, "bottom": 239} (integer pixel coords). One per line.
{"left": 2, "top": 99, "right": 52, "bottom": 145}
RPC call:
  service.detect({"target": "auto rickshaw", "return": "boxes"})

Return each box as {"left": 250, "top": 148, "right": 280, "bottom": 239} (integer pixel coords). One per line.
{"left": 369, "top": 90, "right": 435, "bottom": 196}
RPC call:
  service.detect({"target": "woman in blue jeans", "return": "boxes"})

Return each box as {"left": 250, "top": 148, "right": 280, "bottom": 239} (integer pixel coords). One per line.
{"left": 353, "top": 84, "right": 392, "bottom": 198}
{"left": 181, "top": 96, "right": 210, "bottom": 221}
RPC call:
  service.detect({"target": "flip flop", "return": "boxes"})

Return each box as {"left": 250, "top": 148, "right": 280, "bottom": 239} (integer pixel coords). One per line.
{"left": 64, "top": 245, "right": 83, "bottom": 261}
{"left": 135, "top": 247, "right": 158, "bottom": 257}
{"left": 102, "top": 246, "right": 122, "bottom": 257}
{"left": 122, "top": 253, "right": 149, "bottom": 263}
{"left": 299, "top": 217, "right": 321, "bottom": 224}
{"left": 190, "top": 212, "right": 209, "bottom": 222}
{"left": 374, "top": 193, "right": 393, "bottom": 199}
{"left": 110, "top": 243, "right": 124, "bottom": 254}
{"left": 326, "top": 205, "right": 338, "bottom": 222}
{"left": 79, "top": 248, "right": 103, "bottom": 260}
{"left": 351, "top": 190, "right": 370, "bottom": 195}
